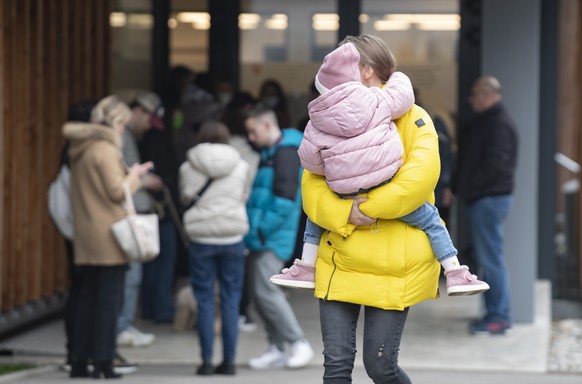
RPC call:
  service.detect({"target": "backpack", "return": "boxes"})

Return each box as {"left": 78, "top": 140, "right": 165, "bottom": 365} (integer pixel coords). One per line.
{"left": 47, "top": 164, "right": 73, "bottom": 240}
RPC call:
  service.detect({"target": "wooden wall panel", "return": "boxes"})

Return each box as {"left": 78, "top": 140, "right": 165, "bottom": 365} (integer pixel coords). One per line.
{"left": 0, "top": 0, "right": 111, "bottom": 313}
{"left": 557, "top": 0, "right": 582, "bottom": 295}
{"left": 0, "top": 0, "right": 5, "bottom": 312}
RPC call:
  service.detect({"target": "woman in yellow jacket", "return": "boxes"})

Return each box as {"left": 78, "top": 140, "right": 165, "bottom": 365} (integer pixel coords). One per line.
{"left": 302, "top": 35, "right": 441, "bottom": 384}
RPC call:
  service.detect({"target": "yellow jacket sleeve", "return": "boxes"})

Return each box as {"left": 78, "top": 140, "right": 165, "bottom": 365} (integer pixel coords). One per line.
{"left": 359, "top": 105, "right": 440, "bottom": 219}
{"left": 301, "top": 170, "right": 357, "bottom": 237}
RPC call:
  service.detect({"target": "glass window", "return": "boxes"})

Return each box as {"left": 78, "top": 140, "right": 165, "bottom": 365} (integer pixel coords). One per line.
{"left": 169, "top": 4, "right": 209, "bottom": 72}
{"left": 111, "top": 0, "right": 153, "bottom": 96}
{"left": 240, "top": 13, "right": 289, "bottom": 63}
{"left": 363, "top": 0, "right": 460, "bottom": 131}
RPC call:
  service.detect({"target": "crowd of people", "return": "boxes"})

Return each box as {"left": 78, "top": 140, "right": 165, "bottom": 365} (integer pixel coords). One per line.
{"left": 52, "top": 33, "right": 518, "bottom": 382}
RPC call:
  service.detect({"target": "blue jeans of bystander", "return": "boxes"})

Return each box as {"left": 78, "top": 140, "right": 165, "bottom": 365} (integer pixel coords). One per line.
{"left": 189, "top": 241, "right": 246, "bottom": 363}
{"left": 468, "top": 194, "right": 512, "bottom": 323}
{"left": 141, "top": 218, "right": 177, "bottom": 322}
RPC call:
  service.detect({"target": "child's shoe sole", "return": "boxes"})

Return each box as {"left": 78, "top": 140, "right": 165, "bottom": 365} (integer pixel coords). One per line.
{"left": 269, "top": 277, "right": 315, "bottom": 290}
{"left": 447, "top": 283, "right": 490, "bottom": 296}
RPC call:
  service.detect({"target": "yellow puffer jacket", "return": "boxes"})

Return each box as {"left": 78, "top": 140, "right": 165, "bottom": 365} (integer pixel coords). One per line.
{"left": 302, "top": 105, "right": 441, "bottom": 310}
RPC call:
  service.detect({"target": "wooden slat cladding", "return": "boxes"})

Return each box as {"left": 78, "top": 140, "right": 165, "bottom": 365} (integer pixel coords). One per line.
{"left": 0, "top": 0, "right": 111, "bottom": 313}
{"left": 557, "top": 0, "right": 582, "bottom": 294}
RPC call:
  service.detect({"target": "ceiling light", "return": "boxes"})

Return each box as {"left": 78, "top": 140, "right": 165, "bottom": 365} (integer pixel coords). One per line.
{"left": 110, "top": 12, "right": 127, "bottom": 28}
{"left": 177, "top": 12, "right": 210, "bottom": 24}
{"left": 239, "top": 13, "right": 260, "bottom": 30}
{"left": 374, "top": 20, "right": 410, "bottom": 31}
{"left": 127, "top": 14, "right": 153, "bottom": 29}
{"left": 266, "top": 14, "right": 288, "bottom": 30}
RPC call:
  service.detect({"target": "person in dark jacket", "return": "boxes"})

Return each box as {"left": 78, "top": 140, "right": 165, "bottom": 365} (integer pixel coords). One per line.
{"left": 243, "top": 106, "right": 314, "bottom": 370}
{"left": 130, "top": 92, "right": 181, "bottom": 325}
{"left": 455, "top": 76, "right": 518, "bottom": 335}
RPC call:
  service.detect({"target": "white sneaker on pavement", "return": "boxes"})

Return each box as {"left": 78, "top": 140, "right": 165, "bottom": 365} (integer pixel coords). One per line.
{"left": 248, "top": 344, "right": 287, "bottom": 370}
{"left": 286, "top": 339, "right": 314, "bottom": 369}
{"left": 117, "top": 326, "right": 155, "bottom": 347}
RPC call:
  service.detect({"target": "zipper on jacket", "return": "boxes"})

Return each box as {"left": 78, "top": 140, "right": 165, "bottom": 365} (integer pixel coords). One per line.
{"left": 323, "top": 251, "right": 337, "bottom": 301}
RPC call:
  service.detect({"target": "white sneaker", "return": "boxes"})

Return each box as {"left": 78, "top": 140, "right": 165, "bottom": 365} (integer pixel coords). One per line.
{"left": 117, "top": 326, "right": 155, "bottom": 347}
{"left": 248, "top": 344, "right": 287, "bottom": 370}
{"left": 238, "top": 315, "right": 258, "bottom": 332}
{"left": 286, "top": 339, "right": 314, "bottom": 369}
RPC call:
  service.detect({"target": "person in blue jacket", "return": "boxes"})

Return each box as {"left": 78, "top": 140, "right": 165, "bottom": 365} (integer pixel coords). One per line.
{"left": 243, "top": 105, "right": 314, "bottom": 370}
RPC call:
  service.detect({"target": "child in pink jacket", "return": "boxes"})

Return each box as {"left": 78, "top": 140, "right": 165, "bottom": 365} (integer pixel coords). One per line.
{"left": 270, "top": 42, "right": 488, "bottom": 296}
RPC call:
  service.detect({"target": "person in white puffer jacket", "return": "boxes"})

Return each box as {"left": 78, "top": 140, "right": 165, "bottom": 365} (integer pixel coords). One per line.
{"left": 179, "top": 120, "right": 252, "bottom": 376}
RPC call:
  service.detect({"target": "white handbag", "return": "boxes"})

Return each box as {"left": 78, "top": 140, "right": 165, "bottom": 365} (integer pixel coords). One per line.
{"left": 111, "top": 183, "right": 160, "bottom": 262}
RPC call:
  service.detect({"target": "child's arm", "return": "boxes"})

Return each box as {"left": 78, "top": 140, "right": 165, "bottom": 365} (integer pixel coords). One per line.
{"left": 383, "top": 72, "right": 415, "bottom": 120}
{"left": 359, "top": 105, "right": 440, "bottom": 220}
{"left": 297, "top": 120, "right": 325, "bottom": 175}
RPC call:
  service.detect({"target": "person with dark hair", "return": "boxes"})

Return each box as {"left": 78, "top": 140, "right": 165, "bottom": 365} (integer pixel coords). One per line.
{"left": 116, "top": 92, "right": 166, "bottom": 349}
{"left": 220, "top": 91, "right": 261, "bottom": 332}
{"left": 296, "top": 81, "right": 319, "bottom": 132}
{"left": 243, "top": 106, "right": 314, "bottom": 370}
{"left": 129, "top": 92, "right": 181, "bottom": 327}
{"left": 179, "top": 120, "right": 252, "bottom": 376}
{"left": 162, "top": 65, "right": 195, "bottom": 132}
{"left": 56, "top": 99, "right": 96, "bottom": 373}
{"left": 213, "top": 76, "right": 236, "bottom": 106}
{"left": 455, "top": 76, "right": 518, "bottom": 336}
{"left": 258, "top": 79, "right": 292, "bottom": 128}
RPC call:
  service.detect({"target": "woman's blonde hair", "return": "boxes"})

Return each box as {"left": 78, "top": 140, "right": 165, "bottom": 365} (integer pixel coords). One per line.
{"left": 340, "top": 34, "right": 396, "bottom": 83}
{"left": 90, "top": 95, "right": 132, "bottom": 128}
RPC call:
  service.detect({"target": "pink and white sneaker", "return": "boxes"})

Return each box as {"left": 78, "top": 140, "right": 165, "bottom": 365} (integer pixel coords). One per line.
{"left": 269, "top": 259, "right": 315, "bottom": 289}
{"left": 445, "top": 265, "right": 490, "bottom": 296}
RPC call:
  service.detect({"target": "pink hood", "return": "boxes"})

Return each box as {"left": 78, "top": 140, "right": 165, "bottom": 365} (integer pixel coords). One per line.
{"left": 298, "top": 72, "right": 414, "bottom": 195}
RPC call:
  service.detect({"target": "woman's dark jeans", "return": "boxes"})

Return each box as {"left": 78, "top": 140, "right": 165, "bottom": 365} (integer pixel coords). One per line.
{"left": 72, "top": 265, "right": 126, "bottom": 361}
{"left": 189, "top": 241, "right": 246, "bottom": 363}
{"left": 319, "top": 300, "right": 411, "bottom": 384}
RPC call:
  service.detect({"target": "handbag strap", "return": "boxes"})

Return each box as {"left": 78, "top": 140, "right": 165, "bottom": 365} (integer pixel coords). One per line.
{"left": 122, "top": 182, "right": 137, "bottom": 216}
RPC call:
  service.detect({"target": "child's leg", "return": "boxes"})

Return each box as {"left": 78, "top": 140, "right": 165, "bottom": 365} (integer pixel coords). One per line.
{"left": 399, "top": 203, "right": 489, "bottom": 296}
{"left": 302, "top": 217, "right": 324, "bottom": 265}
{"left": 268, "top": 217, "right": 318, "bottom": 289}
{"left": 398, "top": 203, "right": 459, "bottom": 269}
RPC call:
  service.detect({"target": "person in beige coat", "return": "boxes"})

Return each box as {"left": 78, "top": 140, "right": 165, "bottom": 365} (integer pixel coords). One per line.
{"left": 63, "top": 95, "right": 153, "bottom": 379}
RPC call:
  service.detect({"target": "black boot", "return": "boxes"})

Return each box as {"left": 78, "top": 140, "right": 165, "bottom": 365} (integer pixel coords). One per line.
{"left": 91, "top": 360, "right": 122, "bottom": 379}
{"left": 69, "top": 360, "right": 89, "bottom": 378}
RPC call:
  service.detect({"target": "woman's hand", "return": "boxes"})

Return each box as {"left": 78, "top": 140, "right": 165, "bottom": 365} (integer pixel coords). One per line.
{"left": 348, "top": 197, "right": 375, "bottom": 226}
{"left": 142, "top": 173, "right": 164, "bottom": 191}
{"left": 129, "top": 161, "right": 154, "bottom": 179}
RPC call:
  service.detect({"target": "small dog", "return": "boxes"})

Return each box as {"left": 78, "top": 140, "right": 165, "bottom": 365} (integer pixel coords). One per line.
{"left": 173, "top": 282, "right": 222, "bottom": 334}
{"left": 173, "top": 284, "right": 197, "bottom": 332}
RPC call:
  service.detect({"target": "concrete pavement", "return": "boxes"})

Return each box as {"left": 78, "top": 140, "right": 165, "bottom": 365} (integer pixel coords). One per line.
{"left": 1, "top": 280, "right": 580, "bottom": 383}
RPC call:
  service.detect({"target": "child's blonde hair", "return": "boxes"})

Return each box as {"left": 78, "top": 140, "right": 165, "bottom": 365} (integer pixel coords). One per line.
{"left": 340, "top": 34, "right": 397, "bottom": 84}
{"left": 90, "top": 95, "right": 132, "bottom": 128}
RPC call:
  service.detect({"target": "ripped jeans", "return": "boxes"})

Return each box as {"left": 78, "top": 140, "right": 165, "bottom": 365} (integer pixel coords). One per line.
{"left": 319, "top": 300, "right": 411, "bottom": 384}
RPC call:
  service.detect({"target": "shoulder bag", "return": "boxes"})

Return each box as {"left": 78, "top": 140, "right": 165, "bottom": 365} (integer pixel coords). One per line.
{"left": 47, "top": 164, "right": 74, "bottom": 240}
{"left": 111, "top": 183, "right": 160, "bottom": 262}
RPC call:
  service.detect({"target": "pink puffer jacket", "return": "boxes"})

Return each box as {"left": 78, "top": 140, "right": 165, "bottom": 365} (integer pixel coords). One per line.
{"left": 298, "top": 72, "right": 414, "bottom": 195}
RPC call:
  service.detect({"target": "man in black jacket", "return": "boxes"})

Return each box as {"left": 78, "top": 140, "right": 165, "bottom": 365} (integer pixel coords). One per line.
{"left": 455, "top": 76, "right": 518, "bottom": 335}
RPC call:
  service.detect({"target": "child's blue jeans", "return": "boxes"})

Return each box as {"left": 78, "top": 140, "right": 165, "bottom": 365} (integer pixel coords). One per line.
{"left": 304, "top": 202, "right": 457, "bottom": 262}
